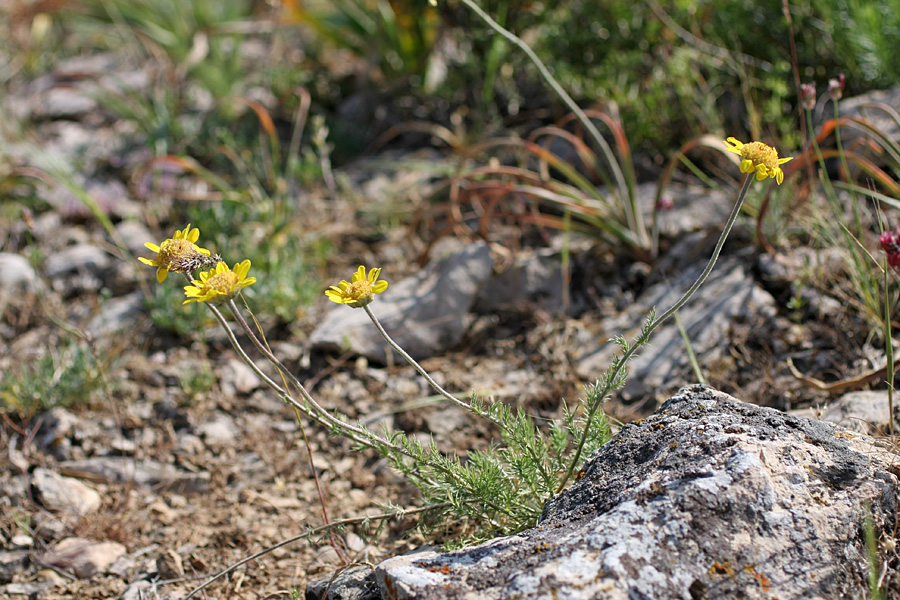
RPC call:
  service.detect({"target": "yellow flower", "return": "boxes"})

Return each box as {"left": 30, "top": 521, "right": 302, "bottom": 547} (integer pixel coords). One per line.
{"left": 724, "top": 137, "right": 793, "bottom": 185}
{"left": 139, "top": 224, "right": 215, "bottom": 283}
{"left": 183, "top": 260, "right": 256, "bottom": 305}
{"left": 325, "top": 265, "right": 389, "bottom": 308}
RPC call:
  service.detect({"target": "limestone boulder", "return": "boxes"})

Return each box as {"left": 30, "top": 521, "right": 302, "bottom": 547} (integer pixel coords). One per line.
{"left": 309, "top": 385, "right": 900, "bottom": 600}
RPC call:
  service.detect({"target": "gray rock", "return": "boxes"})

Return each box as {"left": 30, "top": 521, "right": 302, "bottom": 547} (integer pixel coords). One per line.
{"left": 637, "top": 182, "right": 734, "bottom": 240}
{"left": 791, "top": 390, "right": 900, "bottom": 434}
{"left": 156, "top": 549, "right": 184, "bottom": 580}
{"left": 31, "top": 467, "right": 102, "bottom": 517}
{"left": 35, "top": 406, "right": 85, "bottom": 460}
{"left": 0, "top": 253, "right": 37, "bottom": 292}
{"left": 36, "top": 406, "right": 83, "bottom": 444}
{"left": 116, "top": 220, "right": 157, "bottom": 259}
{"left": 576, "top": 255, "right": 777, "bottom": 405}
{"left": 31, "top": 85, "right": 98, "bottom": 119}
{"left": 43, "top": 243, "right": 111, "bottom": 279}
{"left": 475, "top": 248, "right": 566, "bottom": 312}
{"left": 0, "top": 550, "right": 29, "bottom": 584}
{"left": 307, "top": 564, "right": 380, "bottom": 600}
{"left": 42, "top": 537, "right": 126, "bottom": 578}
{"left": 59, "top": 457, "right": 210, "bottom": 494}
{"left": 2, "top": 581, "right": 51, "bottom": 597}
{"left": 120, "top": 580, "right": 154, "bottom": 600}
{"left": 218, "top": 358, "right": 262, "bottom": 395}
{"left": 86, "top": 291, "right": 144, "bottom": 337}
{"left": 370, "top": 386, "right": 900, "bottom": 600}
{"left": 422, "top": 406, "right": 466, "bottom": 436}
{"left": 311, "top": 243, "right": 494, "bottom": 362}
{"left": 9, "top": 535, "right": 32, "bottom": 549}
{"left": 87, "top": 291, "right": 146, "bottom": 338}
{"left": 32, "top": 513, "right": 67, "bottom": 540}
{"left": 838, "top": 84, "right": 900, "bottom": 149}
{"left": 197, "top": 412, "right": 240, "bottom": 445}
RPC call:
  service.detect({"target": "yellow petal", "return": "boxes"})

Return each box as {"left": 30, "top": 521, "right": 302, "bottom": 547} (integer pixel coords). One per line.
{"left": 145, "top": 242, "right": 161, "bottom": 252}
{"left": 157, "top": 267, "right": 168, "bottom": 283}
{"left": 373, "top": 280, "right": 388, "bottom": 294}
{"left": 138, "top": 257, "right": 157, "bottom": 266}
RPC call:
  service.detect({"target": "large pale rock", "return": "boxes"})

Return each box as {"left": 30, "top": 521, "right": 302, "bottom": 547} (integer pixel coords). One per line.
{"left": 575, "top": 254, "right": 777, "bottom": 405}
{"left": 59, "top": 457, "right": 210, "bottom": 494}
{"left": 791, "top": 389, "right": 900, "bottom": 435}
{"left": 42, "top": 537, "right": 126, "bottom": 579}
{"left": 31, "top": 468, "right": 101, "bottom": 516}
{"left": 312, "top": 385, "right": 900, "bottom": 600}
{"left": 311, "top": 243, "right": 494, "bottom": 362}
{"left": 0, "top": 253, "right": 37, "bottom": 292}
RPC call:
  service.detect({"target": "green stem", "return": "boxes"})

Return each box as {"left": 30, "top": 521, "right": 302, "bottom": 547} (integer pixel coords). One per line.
{"left": 363, "top": 304, "right": 471, "bottom": 411}
{"left": 557, "top": 174, "right": 755, "bottom": 492}
{"left": 675, "top": 310, "right": 706, "bottom": 385}
{"left": 363, "top": 304, "right": 556, "bottom": 491}
{"left": 885, "top": 260, "right": 896, "bottom": 440}
{"left": 223, "top": 299, "right": 408, "bottom": 455}
{"left": 223, "top": 298, "right": 515, "bottom": 518}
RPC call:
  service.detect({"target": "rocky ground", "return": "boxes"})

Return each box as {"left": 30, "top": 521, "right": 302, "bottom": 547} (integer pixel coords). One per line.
{"left": 2, "top": 50, "right": 900, "bottom": 600}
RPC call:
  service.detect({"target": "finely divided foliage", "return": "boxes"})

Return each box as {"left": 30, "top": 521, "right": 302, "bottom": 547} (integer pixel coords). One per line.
{"left": 140, "top": 140, "right": 788, "bottom": 542}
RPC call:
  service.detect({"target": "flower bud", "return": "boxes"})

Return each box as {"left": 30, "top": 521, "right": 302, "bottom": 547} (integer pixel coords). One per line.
{"left": 828, "top": 74, "right": 846, "bottom": 101}
{"left": 800, "top": 83, "right": 816, "bottom": 111}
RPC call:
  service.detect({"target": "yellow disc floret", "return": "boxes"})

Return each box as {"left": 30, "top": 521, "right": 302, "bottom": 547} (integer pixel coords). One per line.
{"left": 183, "top": 260, "right": 256, "bottom": 304}
{"left": 724, "top": 137, "right": 793, "bottom": 185}
{"left": 325, "top": 265, "right": 389, "bottom": 308}
{"left": 138, "top": 224, "right": 214, "bottom": 283}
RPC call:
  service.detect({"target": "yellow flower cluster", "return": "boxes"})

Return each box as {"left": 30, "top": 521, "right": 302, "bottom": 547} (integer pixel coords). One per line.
{"left": 183, "top": 260, "right": 256, "bottom": 305}
{"left": 724, "top": 137, "right": 793, "bottom": 185}
{"left": 138, "top": 224, "right": 214, "bottom": 283}
{"left": 140, "top": 226, "right": 390, "bottom": 310}
{"left": 325, "top": 265, "right": 388, "bottom": 308}
{"left": 139, "top": 224, "right": 255, "bottom": 305}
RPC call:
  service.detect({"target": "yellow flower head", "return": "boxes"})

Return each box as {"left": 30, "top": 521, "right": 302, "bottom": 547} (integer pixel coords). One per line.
{"left": 325, "top": 265, "right": 389, "bottom": 308}
{"left": 183, "top": 260, "right": 256, "bottom": 305}
{"left": 724, "top": 137, "right": 793, "bottom": 185}
{"left": 138, "top": 224, "right": 217, "bottom": 283}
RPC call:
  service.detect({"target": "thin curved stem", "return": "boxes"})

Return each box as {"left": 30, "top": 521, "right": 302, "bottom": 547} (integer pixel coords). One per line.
{"left": 224, "top": 299, "right": 412, "bottom": 456}
{"left": 362, "top": 305, "right": 470, "bottom": 410}
{"left": 223, "top": 299, "right": 515, "bottom": 518}
{"left": 363, "top": 304, "right": 558, "bottom": 491}
{"left": 184, "top": 502, "right": 451, "bottom": 599}
{"left": 204, "top": 303, "right": 287, "bottom": 396}
{"left": 557, "top": 174, "right": 755, "bottom": 493}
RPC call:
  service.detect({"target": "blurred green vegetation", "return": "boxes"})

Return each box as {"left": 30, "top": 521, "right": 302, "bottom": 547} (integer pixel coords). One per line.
{"left": 12, "top": 0, "right": 896, "bottom": 161}
{"left": 0, "top": 339, "right": 108, "bottom": 417}
{"left": 4, "top": 0, "right": 900, "bottom": 337}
